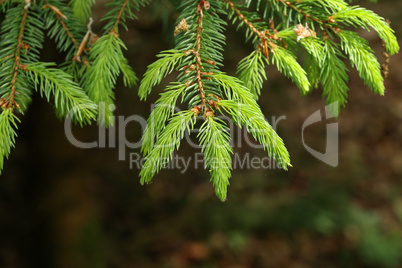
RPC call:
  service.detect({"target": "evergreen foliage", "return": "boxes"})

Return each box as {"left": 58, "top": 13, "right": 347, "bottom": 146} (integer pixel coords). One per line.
{"left": 0, "top": 0, "right": 398, "bottom": 200}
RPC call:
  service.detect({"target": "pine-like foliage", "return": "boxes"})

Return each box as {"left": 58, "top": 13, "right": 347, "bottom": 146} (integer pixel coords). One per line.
{"left": 0, "top": 0, "right": 398, "bottom": 201}
{"left": 232, "top": 0, "right": 399, "bottom": 111}
{"left": 139, "top": 0, "right": 291, "bottom": 201}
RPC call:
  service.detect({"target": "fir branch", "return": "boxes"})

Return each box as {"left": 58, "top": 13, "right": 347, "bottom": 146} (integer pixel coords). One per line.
{"left": 337, "top": 30, "right": 384, "bottom": 95}
{"left": 6, "top": 2, "right": 29, "bottom": 110}
{"left": 0, "top": 108, "right": 19, "bottom": 174}
{"left": 213, "top": 73, "right": 291, "bottom": 169}
{"left": 303, "top": 53, "right": 320, "bottom": 90}
{"left": 102, "top": 0, "right": 150, "bottom": 34}
{"left": 69, "top": 0, "right": 95, "bottom": 23}
{"left": 299, "top": 37, "right": 325, "bottom": 90}
{"left": 26, "top": 62, "right": 97, "bottom": 125}
{"left": 138, "top": 50, "right": 185, "bottom": 100}
{"left": 299, "top": 37, "right": 325, "bottom": 63}
{"left": 42, "top": 0, "right": 86, "bottom": 61}
{"left": 237, "top": 50, "right": 268, "bottom": 98}
{"left": 225, "top": 0, "right": 271, "bottom": 57}
{"left": 320, "top": 39, "right": 349, "bottom": 115}
{"left": 141, "top": 83, "right": 187, "bottom": 155}
{"left": 0, "top": 2, "right": 44, "bottom": 111}
{"left": 140, "top": 110, "right": 196, "bottom": 184}
{"left": 271, "top": 45, "right": 310, "bottom": 93}
{"left": 333, "top": 6, "right": 399, "bottom": 55}
{"left": 198, "top": 116, "right": 233, "bottom": 201}
{"left": 112, "top": 0, "right": 129, "bottom": 34}
{"left": 83, "top": 34, "right": 137, "bottom": 126}
{"left": 193, "top": 1, "right": 209, "bottom": 109}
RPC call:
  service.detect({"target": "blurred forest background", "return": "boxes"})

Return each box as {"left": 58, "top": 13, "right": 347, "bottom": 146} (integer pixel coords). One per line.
{"left": 1, "top": 0, "right": 402, "bottom": 267}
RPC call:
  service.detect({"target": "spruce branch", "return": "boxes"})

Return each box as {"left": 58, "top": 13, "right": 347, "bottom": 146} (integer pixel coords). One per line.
{"left": 83, "top": 33, "right": 137, "bottom": 126}
{"left": 333, "top": 6, "right": 399, "bottom": 55}
{"left": 72, "top": 18, "right": 94, "bottom": 63}
{"left": 82, "top": 0, "right": 146, "bottom": 126}
{"left": 42, "top": 0, "right": 86, "bottom": 61}
{"left": 26, "top": 62, "right": 97, "bottom": 125}
{"left": 141, "top": 83, "right": 187, "bottom": 156}
{"left": 299, "top": 37, "right": 325, "bottom": 90}
{"left": 0, "top": 2, "right": 44, "bottom": 112}
{"left": 140, "top": 110, "right": 196, "bottom": 185}
{"left": 0, "top": 108, "right": 19, "bottom": 174}
{"left": 225, "top": 0, "right": 272, "bottom": 58}
{"left": 271, "top": 45, "right": 310, "bottom": 94}
{"left": 69, "top": 0, "right": 95, "bottom": 23}
{"left": 213, "top": 73, "right": 291, "bottom": 170}
{"left": 4, "top": 2, "right": 29, "bottom": 110}
{"left": 102, "top": 0, "right": 150, "bottom": 34}
{"left": 236, "top": 50, "right": 268, "bottom": 98}
{"left": 138, "top": 50, "right": 185, "bottom": 100}
{"left": 321, "top": 39, "right": 349, "bottom": 115}
{"left": 337, "top": 30, "right": 384, "bottom": 95}
{"left": 112, "top": 0, "right": 129, "bottom": 35}
{"left": 198, "top": 116, "right": 233, "bottom": 201}
{"left": 193, "top": 1, "right": 210, "bottom": 110}
{"left": 140, "top": 1, "right": 259, "bottom": 200}
{"left": 0, "top": 0, "right": 398, "bottom": 201}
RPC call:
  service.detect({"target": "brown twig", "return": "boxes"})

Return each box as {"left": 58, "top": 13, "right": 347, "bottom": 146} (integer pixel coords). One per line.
{"left": 194, "top": 1, "right": 209, "bottom": 115}
{"left": 111, "top": 0, "right": 129, "bottom": 36}
{"left": 43, "top": 4, "right": 79, "bottom": 49}
{"left": 225, "top": 0, "right": 278, "bottom": 58}
{"left": 73, "top": 18, "right": 93, "bottom": 63}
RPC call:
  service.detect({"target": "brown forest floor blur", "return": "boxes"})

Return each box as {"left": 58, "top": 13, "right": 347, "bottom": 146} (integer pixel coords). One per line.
{"left": 1, "top": 1, "right": 402, "bottom": 268}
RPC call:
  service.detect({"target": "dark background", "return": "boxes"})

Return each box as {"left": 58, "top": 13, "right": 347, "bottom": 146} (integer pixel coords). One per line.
{"left": 1, "top": 0, "right": 402, "bottom": 267}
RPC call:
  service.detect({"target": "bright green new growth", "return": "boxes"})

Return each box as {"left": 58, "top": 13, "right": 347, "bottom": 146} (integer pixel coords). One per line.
{"left": 69, "top": 0, "right": 95, "bottom": 23}
{"left": 83, "top": 34, "right": 137, "bottom": 126}
{"left": 0, "top": 109, "right": 19, "bottom": 172}
{"left": 271, "top": 46, "right": 310, "bottom": 94}
{"left": 141, "top": 83, "right": 187, "bottom": 155}
{"left": 140, "top": 110, "right": 197, "bottom": 184}
{"left": 140, "top": 1, "right": 292, "bottom": 201}
{"left": 199, "top": 117, "right": 233, "bottom": 201}
{"left": 0, "top": 0, "right": 399, "bottom": 200}
{"left": 213, "top": 73, "right": 290, "bottom": 169}
{"left": 234, "top": 0, "right": 398, "bottom": 114}
{"left": 138, "top": 50, "right": 186, "bottom": 100}
{"left": 337, "top": 31, "right": 384, "bottom": 95}
{"left": 26, "top": 63, "right": 97, "bottom": 125}
{"left": 237, "top": 51, "right": 268, "bottom": 98}
{"left": 333, "top": 6, "right": 399, "bottom": 55}
{"left": 320, "top": 40, "right": 350, "bottom": 115}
